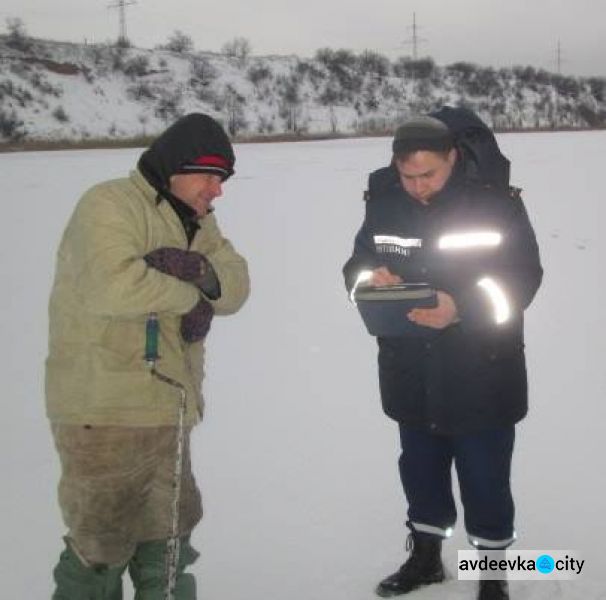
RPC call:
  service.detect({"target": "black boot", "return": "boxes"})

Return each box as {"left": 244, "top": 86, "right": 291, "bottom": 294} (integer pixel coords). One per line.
{"left": 478, "top": 579, "right": 509, "bottom": 600}
{"left": 375, "top": 533, "right": 445, "bottom": 597}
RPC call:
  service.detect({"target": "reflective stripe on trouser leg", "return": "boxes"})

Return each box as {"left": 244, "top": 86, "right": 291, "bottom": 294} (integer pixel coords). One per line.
{"left": 468, "top": 533, "right": 517, "bottom": 549}
{"left": 409, "top": 522, "right": 454, "bottom": 539}
{"left": 453, "top": 427, "right": 516, "bottom": 547}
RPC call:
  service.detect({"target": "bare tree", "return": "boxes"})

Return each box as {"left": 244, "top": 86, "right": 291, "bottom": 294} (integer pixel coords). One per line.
{"left": 278, "top": 76, "right": 303, "bottom": 133}
{"left": 329, "top": 105, "right": 339, "bottom": 134}
{"left": 0, "top": 107, "right": 26, "bottom": 141}
{"left": 221, "top": 37, "right": 252, "bottom": 67}
{"left": 5, "top": 17, "right": 32, "bottom": 51}
{"left": 163, "top": 30, "right": 194, "bottom": 54}
{"left": 223, "top": 85, "right": 247, "bottom": 135}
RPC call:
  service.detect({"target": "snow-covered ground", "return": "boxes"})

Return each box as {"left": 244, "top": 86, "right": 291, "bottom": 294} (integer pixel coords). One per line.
{"left": 1, "top": 132, "right": 604, "bottom": 598}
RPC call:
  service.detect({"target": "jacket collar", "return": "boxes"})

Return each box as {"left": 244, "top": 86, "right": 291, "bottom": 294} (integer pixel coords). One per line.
{"left": 130, "top": 169, "right": 200, "bottom": 245}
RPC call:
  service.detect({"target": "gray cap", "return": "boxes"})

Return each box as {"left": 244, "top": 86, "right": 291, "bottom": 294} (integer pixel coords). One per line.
{"left": 392, "top": 116, "right": 454, "bottom": 156}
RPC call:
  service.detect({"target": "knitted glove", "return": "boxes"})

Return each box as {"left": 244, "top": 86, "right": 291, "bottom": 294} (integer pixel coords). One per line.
{"left": 144, "top": 247, "right": 220, "bottom": 299}
{"left": 180, "top": 297, "right": 214, "bottom": 343}
{"left": 144, "top": 247, "right": 206, "bottom": 285}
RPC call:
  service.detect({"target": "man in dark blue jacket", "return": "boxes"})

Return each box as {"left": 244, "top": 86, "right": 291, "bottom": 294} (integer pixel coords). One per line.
{"left": 343, "top": 116, "right": 542, "bottom": 600}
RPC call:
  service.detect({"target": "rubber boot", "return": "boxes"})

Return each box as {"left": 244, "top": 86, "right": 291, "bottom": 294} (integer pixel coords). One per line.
{"left": 51, "top": 539, "right": 126, "bottom": 600}
{"left": 478, "top": 579, "right": 509, "bottom": 599}
{"left": 129, "top": 536, "right": 199, "bottom": 600}
{"left": 375, "top": 532, "right": 445, "bottom": 597}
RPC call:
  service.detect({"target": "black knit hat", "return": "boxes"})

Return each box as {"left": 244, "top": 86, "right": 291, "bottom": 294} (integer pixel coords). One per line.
{"left": 138, "top": 113, "right": 235, "bottom": 192}
{"left": 392, "top": 116, "right": 454, "bottom": 156}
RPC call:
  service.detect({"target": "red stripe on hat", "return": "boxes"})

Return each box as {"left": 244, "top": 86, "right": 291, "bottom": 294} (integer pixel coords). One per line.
{"left": 191, "top": 154, "right": 231, "bottom": 170}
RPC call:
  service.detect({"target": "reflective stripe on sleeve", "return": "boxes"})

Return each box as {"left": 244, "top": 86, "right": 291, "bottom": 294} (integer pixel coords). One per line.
{"left": 477, "top": 277, "right": 511, "bottom": 324}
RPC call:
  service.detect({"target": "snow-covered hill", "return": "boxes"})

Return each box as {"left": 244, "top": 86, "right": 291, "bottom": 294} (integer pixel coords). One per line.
{"left": 1, "top": 33, "right": 606, "bottom": 142}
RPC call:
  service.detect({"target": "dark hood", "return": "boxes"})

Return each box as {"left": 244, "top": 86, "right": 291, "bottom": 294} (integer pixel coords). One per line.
{"left": 137, "top": 113, "right": 235, "bottom": 195}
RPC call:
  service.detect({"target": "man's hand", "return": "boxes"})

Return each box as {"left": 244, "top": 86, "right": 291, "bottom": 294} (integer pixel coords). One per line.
{"left": 145, "top": 247, "right": 206, "bottom": 284}
{"left": 370, "top": 267, "right": 403, "bottom": 286}
{"left": 408, "top": 291, "right": 459, "bottom": 329}
{"left": 181, "top": 297, "right": 214, "bottom": 343}
{"left": 145, "top": 247, "right": 220, "bottom": 299}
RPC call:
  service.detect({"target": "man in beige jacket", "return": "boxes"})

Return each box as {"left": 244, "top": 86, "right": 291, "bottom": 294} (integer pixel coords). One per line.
{"left": 46, "top": 113, "right": 250, "bottom": 599}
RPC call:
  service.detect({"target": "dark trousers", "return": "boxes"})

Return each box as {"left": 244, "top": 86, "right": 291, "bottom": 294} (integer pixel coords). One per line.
{"left": 398, "top": 425, "right": 516, "bottom": 548}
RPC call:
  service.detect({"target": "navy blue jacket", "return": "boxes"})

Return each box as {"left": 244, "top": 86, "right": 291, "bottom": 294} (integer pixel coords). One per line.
{"left": 343, "top": 163, "right": 543, "bottom": 434}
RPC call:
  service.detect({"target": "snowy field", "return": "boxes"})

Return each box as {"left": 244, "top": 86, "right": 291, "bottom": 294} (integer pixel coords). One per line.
{"left": 1, "top": 132, "right": 605, "bottom": 599}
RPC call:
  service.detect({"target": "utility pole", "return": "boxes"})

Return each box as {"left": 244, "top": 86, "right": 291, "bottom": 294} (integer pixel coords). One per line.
{"left": 402, "top": 12, "right": 427, "bottom": 61}
{"left": 108, "top": 0, "right": 137, "bottom": 46}
{"left": 556, "top": 39, "right": 563, "bottom": 74}
{"left": 411, "top": 12, "right": 419, "bottom": 60}
{"left": 552, "top": 39, "right": 564, "bottom": 129}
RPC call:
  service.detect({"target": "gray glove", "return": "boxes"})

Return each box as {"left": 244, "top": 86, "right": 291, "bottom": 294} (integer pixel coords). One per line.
{"left": 144, "top": 247, "right": 220, "bottom": 299}
{"left": 180, "top": 298, "right": 214, "bottom": 343}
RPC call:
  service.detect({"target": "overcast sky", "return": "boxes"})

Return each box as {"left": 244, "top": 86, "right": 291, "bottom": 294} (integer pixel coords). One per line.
{"left": 1, "top": 0, "right": 605, "bottom": 77}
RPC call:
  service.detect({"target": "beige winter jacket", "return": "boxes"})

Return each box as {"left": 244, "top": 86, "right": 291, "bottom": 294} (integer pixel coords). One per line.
{"left": 45, "top": 169, "right": 249, "bottom": 426}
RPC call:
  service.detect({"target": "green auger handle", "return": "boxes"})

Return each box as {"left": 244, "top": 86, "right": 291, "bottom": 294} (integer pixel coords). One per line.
{"left": 145, "top": 312, "right": 160, "bottom": 365}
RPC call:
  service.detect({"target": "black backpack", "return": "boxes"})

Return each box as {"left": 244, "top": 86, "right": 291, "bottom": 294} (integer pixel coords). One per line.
{"left": 430, "top": 106, "right": 512, "bottom": 192}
